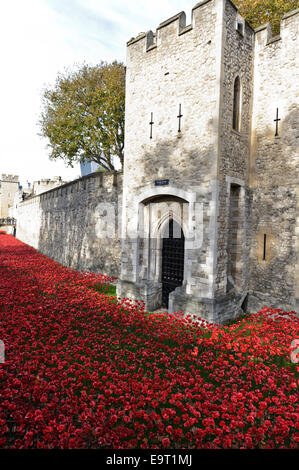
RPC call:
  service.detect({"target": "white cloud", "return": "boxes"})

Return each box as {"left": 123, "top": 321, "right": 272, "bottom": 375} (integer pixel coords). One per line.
{"left": 0, "top": 0, "right": 196, "bottom": 184}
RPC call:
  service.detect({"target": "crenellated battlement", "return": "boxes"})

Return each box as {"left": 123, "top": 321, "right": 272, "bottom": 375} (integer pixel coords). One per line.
{"left": 254, "top": 8, "right": 299, "bottom": 48}
{"left": 127, "top": 0, "right": 298, "bottom": 57}
{"left": 1, "top": 174, "right": 19, "bottom": 183}
{"left": 19, "top": 170, "right": 122, "bottom": 203}
{"left": 127, "top": 0, "right": 214, "bottom": 52}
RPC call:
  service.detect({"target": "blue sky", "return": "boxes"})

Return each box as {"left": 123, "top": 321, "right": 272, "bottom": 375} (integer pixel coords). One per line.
{"left": 0, "top": 0, "right": 196, "bottom": 184}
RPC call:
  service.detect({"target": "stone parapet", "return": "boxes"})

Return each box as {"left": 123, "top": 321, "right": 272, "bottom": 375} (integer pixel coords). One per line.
{"left": 1, "top": 174, "right": 19, "bottom": 183}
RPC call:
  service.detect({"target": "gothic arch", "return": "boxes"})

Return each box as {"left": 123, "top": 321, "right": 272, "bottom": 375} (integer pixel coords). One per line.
{"left": 152, "top": 202, "right": 188, "bottom": 241}
{"left": 151, "top": 210, "right": 186, "bottom": 278}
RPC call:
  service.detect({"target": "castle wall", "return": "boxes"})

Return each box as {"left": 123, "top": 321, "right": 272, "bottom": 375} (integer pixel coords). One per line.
{"left": 248, "top": 10, "right": 298, "bottom": 312}
{"left": 17, "top": 172, "right": 122, "bottom": 277}
{"left": 16, "top": 196, "right": 42, "bottom": 248}
{"left": 0, "top": 225, "right": 15, "bottom": 235}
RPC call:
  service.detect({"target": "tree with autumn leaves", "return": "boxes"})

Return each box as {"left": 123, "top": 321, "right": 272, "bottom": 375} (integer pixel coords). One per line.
{"left": 235, "top": 0, "right": 298, "bottom": 34}
{"left": 39, "top": 61, "right": 125, "bottom": 171}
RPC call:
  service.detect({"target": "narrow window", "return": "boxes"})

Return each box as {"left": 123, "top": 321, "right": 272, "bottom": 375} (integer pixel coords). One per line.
{"left": 232, "top": 76, "right": 241, "bottom": 131}
{"left": 263, "top": 234, "right": 267, "bottom": 261}
{"left": 237, "top": 19, "right": 244, "bottom": 35}
{"left": 177, "top": 104, "right": 183, "bottom": 133}
{"left": 149, "top": 112, "right": 154, "bottom": 139}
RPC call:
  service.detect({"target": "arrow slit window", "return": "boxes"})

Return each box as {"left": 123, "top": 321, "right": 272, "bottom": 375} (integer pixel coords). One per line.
{"left": 232, "top": 76, "right": 241, "bottom": 132}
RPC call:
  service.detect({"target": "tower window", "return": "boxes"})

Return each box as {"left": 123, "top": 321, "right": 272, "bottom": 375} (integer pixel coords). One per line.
{"left": 263, "top": 234, "right": 267, "bottom": 261}
{"left": 237, "top": 19, "right": 244, "bottom": 35}
{"left": 232, "top": 76, "right": 241, "bottom": 132}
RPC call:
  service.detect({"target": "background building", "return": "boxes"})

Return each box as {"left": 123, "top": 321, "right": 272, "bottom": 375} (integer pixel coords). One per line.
{"left": 0, "top": 174, "right": 19, "bottom": 219}
{"left": 80, "top": 161, "right": 101, "bottom": 177}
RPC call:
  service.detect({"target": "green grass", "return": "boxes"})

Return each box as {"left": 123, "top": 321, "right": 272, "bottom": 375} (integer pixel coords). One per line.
{"left": 222, "top": 313, "right": 251, "bottom": 326}
{"left": 88, "top": 283, "right": 117, "bottom": 297}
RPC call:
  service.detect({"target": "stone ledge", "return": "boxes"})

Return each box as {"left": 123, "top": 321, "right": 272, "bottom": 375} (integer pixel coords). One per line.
{"left": 157, "top": 12, "right": 185, "bottom": 31}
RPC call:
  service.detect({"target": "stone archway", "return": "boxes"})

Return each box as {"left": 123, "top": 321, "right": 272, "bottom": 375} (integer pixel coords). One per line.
{"left": 117, "top": 186, "right": 198, "bottom": 313}
{"left": 141, "top": 195, "right": 188, "bottom": 286}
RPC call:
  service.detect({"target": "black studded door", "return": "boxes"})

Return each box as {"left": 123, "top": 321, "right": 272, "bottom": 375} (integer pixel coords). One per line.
{"left": 162, "top": 219, "right": 185, "bottom": 308}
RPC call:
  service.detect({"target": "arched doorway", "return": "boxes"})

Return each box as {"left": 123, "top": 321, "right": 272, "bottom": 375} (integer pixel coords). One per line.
{"left": 161, "top": 219, "right": 185, "bottom": 308}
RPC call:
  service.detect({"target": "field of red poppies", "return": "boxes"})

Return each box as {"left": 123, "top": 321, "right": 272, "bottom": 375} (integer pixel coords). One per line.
{"left": 0, "top": 233, "right": 298, "bottom": 449}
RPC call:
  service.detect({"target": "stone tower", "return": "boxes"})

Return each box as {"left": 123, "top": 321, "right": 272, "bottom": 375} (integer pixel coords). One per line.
{"left": 117, "top": 0, "right": 298, "bottom": 322}
{"left": 0, "top": 174, "right": 19, "bottom": 219}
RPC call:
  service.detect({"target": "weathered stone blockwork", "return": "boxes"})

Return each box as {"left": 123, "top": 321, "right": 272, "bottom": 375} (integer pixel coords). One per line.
{"left": 118, "top": 0, "right": 298, "bottom": 322}
{"left": 17, "top": 172, "right": 123, "bottom": 277}
{"left": 248, "top": 9, "right": 299, "bottom": 313}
